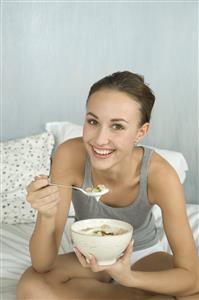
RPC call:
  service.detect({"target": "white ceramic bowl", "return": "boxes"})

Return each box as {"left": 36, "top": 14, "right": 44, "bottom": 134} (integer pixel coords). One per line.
{"left": 71, "top": 218, "right": 133, "bottom": 266}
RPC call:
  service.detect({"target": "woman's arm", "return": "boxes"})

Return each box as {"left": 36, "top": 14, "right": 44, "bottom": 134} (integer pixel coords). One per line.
{"left": 128, "top": 162, "right": 198, "bottom": 296}
{"left": 116, "top": 159, "right": 198, "bottom": 296}
{"left": 28, "top": 139, "right": 84, "bottom": 273}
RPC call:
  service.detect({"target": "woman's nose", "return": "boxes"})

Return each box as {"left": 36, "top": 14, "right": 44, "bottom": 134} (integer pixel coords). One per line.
{"left": 95, "top": 127, "right": 109, "bottom": 145}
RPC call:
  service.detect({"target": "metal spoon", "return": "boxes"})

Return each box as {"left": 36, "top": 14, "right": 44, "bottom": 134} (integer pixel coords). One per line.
{"left": 49, "top": 182, "right": 109, "bottom": 202}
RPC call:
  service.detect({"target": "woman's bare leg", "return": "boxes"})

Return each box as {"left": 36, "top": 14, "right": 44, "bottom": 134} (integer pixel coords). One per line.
{"left": 17, "top": 268, "right": 150, "bottom": 300}
{"left": 17, "top": 252, "right": 149, "bottom": 300}
{"left": 18, "top": 250, "right": 199, "bottom": 300}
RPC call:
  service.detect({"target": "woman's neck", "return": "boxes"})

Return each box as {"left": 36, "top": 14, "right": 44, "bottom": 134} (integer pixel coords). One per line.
{"left": 91, "top": 147, "right": 143, "bottom": 185}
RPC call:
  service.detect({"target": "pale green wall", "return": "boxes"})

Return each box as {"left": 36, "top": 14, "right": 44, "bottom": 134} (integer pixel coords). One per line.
{"left": 2, "top": 1, "right": 198, "bottom": 204}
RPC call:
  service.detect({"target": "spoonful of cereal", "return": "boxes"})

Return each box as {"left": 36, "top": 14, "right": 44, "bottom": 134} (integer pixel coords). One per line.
{"left": 49, "top": 182, "right": 109, "bottom": 201}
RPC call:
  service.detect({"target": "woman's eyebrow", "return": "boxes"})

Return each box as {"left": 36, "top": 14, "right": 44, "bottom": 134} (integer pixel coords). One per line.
{"left": 86, "top": 112, "right": 98, "bottom": 119}
{"left": 110, "top": 118, "right": 129, "bottom": 124}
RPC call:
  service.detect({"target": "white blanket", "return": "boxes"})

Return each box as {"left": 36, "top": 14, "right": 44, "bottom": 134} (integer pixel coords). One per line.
{"left": 1, "top": 205, "right": 198, "bottom": 300}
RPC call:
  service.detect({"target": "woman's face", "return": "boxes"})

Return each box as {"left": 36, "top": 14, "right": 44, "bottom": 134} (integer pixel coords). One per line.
{"left": 83, "top": 89, "right": 148, "bottom": 171}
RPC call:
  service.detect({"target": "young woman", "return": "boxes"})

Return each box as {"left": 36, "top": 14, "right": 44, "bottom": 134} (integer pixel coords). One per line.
{"left": 17, "top": 71, "right": 199, "bottom": 300}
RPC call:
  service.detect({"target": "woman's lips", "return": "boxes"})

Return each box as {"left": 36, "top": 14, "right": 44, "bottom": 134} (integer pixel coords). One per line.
{"left": 91, "top": 146, "right": 115, "bottom": 159}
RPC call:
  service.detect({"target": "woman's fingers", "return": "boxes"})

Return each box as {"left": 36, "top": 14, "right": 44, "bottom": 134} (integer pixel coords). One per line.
{"left": 31, "top": 191, "right": 60, "bottom": 209}
{"left": 73, "top": 248, "right": 90, "bottom": 268}
{"left": 73, "top": 248, "right": 104, "bottom": 272}
{"left": 26, "top": 175, "right": 60, "bottom": 218}
{"left": 26, "top": 176, "right": 49, "bottom": 193}
{"left": 114, "top": 242, "right": 133, "bottom": 266}
{"left": 27, "top": 185, "right": 58, "bottom": 203}
{"left": 89, "top": 256, "right": 106, "bottom": 272}
{"left": 91, "top": 242, "right": 133, "bottom": 272}
{"left": 122, "top": 242, "right": 133, "bottom": 260}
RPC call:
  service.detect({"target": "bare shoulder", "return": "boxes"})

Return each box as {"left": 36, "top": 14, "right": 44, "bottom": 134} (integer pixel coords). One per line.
{"left": 149, "top": 151, "right": 178, "bottom": 179}
{"left": 148, "top": 151, "right": 184, "bottom": 206}
{"left": 55, "top": 137, "right": 86, "bottom": 163}
{"left": 51, "top": 137, "right": 87, "bottom": 186}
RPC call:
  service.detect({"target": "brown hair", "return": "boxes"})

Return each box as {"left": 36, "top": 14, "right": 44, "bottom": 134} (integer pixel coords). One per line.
{"left": 87, "top": 71, "right": 155, "bottom": 126}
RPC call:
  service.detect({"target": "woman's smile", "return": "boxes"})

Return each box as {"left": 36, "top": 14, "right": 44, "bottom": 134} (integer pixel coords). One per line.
{"left": 91, "top": 145, "right": 116, "bottom": 159}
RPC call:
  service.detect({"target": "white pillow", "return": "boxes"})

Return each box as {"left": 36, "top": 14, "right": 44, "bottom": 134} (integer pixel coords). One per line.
{"left": 45, "top": 121, "right": 189, "bottom": 217}
{"left": 0, "top": 132, "right": 54, "bottom": 224}
{"left": 45, "top": 122, "right": 83, "bottom": 149}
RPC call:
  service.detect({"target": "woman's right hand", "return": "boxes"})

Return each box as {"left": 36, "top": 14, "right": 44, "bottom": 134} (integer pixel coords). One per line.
{"left": 26, "top": 175, "right": 60, "bottom": 218}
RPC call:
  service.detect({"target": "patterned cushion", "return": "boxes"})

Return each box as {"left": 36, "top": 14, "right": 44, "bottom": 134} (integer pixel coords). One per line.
{"left": 0, "top": 132, "right": 54, "bottom": 224}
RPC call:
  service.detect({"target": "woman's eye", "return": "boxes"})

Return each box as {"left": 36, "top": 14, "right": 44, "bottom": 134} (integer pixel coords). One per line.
{"left": 112, "top": 124, "right": 124, "bottom": 130}
{"left": 87, "top": 119, "right": 98, "bottom": 126}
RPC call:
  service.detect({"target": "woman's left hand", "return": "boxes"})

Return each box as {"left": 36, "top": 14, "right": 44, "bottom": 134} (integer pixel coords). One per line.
{"left": 74, "top": 242, "right": 133, "bottom": 286}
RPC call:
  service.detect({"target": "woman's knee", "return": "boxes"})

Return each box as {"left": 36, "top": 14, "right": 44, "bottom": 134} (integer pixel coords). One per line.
{"left": 16, "top": 267, "right": 51, "bottom": 300}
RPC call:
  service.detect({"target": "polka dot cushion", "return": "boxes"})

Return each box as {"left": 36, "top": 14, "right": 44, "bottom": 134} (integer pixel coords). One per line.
{"left": 0, "top": 132, "right": 54, "bottom": 224}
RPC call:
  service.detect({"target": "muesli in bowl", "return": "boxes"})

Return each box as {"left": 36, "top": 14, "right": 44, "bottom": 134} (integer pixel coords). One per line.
{"left": 71, "top": 218, "right": 133, "bottom": 265}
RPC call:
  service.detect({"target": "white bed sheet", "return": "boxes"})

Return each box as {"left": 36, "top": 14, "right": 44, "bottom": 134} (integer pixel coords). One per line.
{"left": 0, "top": 218, "right": 74, "bottom": 300}
{"left": 1, "top": 205, "right": 198, "bottom": 300}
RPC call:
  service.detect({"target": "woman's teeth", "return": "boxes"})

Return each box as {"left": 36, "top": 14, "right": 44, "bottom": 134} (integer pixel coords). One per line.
{"left": 93, "top": 147, "right": 114, "bottom": 156}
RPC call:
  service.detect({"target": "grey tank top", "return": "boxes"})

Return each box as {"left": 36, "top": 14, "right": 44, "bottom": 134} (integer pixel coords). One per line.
{"left": 72, "top": 146, "right": 159, "bottom": 251}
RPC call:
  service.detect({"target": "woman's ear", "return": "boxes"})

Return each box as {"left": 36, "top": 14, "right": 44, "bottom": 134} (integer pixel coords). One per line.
{"left": 135, "top": 123, "right": 150, "bottom": 143}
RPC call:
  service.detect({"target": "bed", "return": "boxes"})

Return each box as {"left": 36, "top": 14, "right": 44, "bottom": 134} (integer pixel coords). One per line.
{"left": 1, "top": 122, "right": 198, "bottom": 300}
